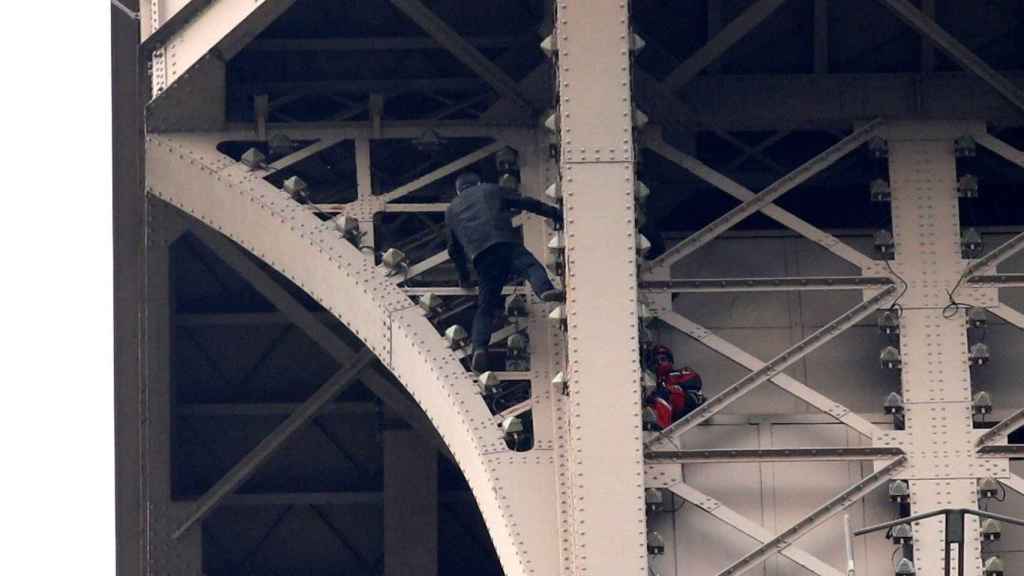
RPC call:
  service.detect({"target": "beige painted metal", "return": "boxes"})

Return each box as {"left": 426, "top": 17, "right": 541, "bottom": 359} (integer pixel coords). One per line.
{"left": 657, "top": 475, "right": 844, "bottom": 576}
{"left": 648, "top": 288, "right": 894, "bottom": 448}
{"left": 556, "top": 1, "right": 647, "bottom": 575}
{"left": 886, "top": 128, "right": 984, "bottom": 575}
{"left": 146, "top": 133, "right": 559, "bottom": 576}
{"left": 146, "top": 0, "right": 295, "bottom": 95}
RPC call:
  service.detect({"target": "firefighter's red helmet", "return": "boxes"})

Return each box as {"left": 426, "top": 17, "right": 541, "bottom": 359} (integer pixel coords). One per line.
{"left": 652, "top": 344, "right": 674, "bottom": 364}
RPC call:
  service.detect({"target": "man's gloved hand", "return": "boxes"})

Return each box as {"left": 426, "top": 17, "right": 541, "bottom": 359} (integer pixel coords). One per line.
{"left": 458, "top": 275, "right": 475, "bottom": 290}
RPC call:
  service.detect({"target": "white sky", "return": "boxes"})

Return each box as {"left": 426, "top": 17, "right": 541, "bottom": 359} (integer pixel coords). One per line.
{"left": 0, "top": 3, "right": 115, "bottom": 574}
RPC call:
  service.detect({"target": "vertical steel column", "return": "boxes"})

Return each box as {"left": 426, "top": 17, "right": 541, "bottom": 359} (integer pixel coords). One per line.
{"left": 556, "top": 2, "right": 647, "bottom": 575}
{"left": 355, "top": 138, "right": 376, "bottom": 250}
{"left": 143, "top": 203, "right": 203, "bottom": 575}
{"left": 383, "top": 429, "right": 438, "bottom": 576}
{"left": 519, "top": 134, "right": 563, "bottom": 450}
{"left": 520, "top": 132, "right": 571, "bottom": 576}
{"left": 888, "top": 125, "right": 982, "bottom": 575}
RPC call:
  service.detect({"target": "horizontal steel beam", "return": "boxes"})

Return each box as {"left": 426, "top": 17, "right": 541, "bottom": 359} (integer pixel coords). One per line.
{"left": 402, "top": 286, "right": 518, "bottom": 296}
{"left": 219, "top": 491, "right": 474, "bottom": 506}
{"left": 220, "top": 122, "right": 533, "bottom": 141}
{"left": 232, "top": 78, "right": 488, "bottom": 98}
{"left": 248, "top": 36, "right": 519, "bottom": 52}
{"left": 646, "top": 447, "right": 903, "bottom": 464}
{"left": 646, "top": 286, "right": 894, "bottom": 448}
{"left": 659, "top": 72, "right": 1024, "bottom": 131}
{"left": 717, "top": 456, "right": 907, "bottom": 576}
{"left": 640, "top": 276, "right": 892, "bottom": 293}
{"left": 176, "top": 311, "right": 330, "bottom": 326}
{"left": 178, "top": 402, "right": 377, "bottom": 416}
{"left": 382, "top": 203, "right": 450, "bottom": 213}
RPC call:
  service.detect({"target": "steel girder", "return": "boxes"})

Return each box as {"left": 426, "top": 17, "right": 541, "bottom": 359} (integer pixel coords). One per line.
{"left": 646, "top": 286, "right": 894, "bottom": 449}
{"left": 554, "top": 1, "right": 649, "bottom": 575}
{"left": 146, "top": 133, "right": 559, "bottom": 576}
{"left": 643, "top": 119, "right": 883, "bottom": 274}
{"left": 143, "top": 0, "right": 298, "bottom": 130}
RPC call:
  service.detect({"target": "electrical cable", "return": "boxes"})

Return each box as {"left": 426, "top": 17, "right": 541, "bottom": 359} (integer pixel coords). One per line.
{"left": 883, "top": 258, "right": 908, "bottom": 316}
{"left": 942, "top": 270, "right": 979, "bottom": 319}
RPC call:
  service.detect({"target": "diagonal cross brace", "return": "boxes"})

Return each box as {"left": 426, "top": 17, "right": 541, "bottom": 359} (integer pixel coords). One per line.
{"left": 389, "top": 0, "right": 537, "bottom": 114}
{"left": 976, "top": 405, "right": 1024, "bottom": 447}
{"left": 188, "top": 221, "right": 454, "bottom": 462}
{"left": 666, "top": 481, "right": 844, "bottom": 576}
{"left": 717, "top": 456, "right": 907, "bottom": 576}
{"left": 976, "top": 133, "right": 1024, "bottom": 172}
{"left": 875, "top": 0, "right": 1024, "bottom": 115}
{"left": 646, "top": 286, "right": 894, "bottom": 448}
{"left": 268, "top": 137, "right": 347, "bottom": 173}
{"left": 664, "top": 0, "right": 790, "bottom": 90}
{"left": 644, "top": 119, "right": 883, "bottom": 271}
{"left": 990, "top": 306, "right": 1024, "bottom": 331}
{"left": 380, "top": 141, "right": 506, "bottom": 203}
{"left": 963, "top": 230, "right": 1024, "bottom": 277}
{"left": 644, "top": 133, "right": 877, "bottom": 272}
{"left": 655, "top": 310, "right": 880, "bottom": 439}
{"left": 172, "top": 348, "right": 377, "bottom": 539}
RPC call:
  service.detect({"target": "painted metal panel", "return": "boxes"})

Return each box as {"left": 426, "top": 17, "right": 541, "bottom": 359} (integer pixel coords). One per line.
{"left": 556, "top": 1, "right": 646, "bottom": 574}
{"left": 887, "top": 133, "right": 982, "bottom": 575}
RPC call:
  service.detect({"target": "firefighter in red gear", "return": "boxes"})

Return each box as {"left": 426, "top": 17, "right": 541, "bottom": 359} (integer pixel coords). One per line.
{"left": 646, "top": 345, "right": 704, "bottom": 424}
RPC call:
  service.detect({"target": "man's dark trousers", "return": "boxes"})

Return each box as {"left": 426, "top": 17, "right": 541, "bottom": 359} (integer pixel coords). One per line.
{"left": 471, "top": 242, "right": 554, "bottom": 350}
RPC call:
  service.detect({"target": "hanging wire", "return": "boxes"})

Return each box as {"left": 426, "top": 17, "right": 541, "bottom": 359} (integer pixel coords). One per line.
{"left": 883, "top": 258, "right": 909, "bottom": 316}
{"left": 942, "top": 270, "right": 979, "bottom": 319}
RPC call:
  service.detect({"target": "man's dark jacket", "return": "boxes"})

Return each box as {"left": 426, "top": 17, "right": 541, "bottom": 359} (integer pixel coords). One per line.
{"left": 446, "top": 183, "right": 561, "bottom": 279}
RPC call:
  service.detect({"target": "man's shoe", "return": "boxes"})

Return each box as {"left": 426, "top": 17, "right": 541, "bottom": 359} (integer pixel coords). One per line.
{"left": 540, "top": 289, "right": 565, "bottom": 303}
{"left": 471, "top": 350, "right": 489, "bottom": 373}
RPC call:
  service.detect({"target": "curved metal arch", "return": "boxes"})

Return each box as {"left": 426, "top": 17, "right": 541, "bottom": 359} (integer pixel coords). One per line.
{"left": 146, "top": 132, "right": 558, "bottom": 576}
